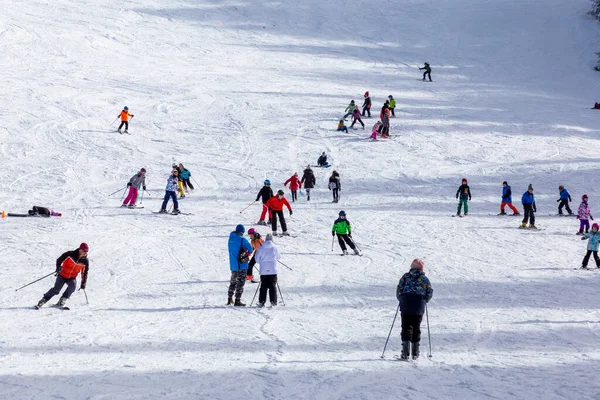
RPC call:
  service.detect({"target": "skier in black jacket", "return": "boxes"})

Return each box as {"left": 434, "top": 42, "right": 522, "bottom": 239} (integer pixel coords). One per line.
{"left": 456, "top": 178, "right": 472, "bottom": 216}
{"left": 255, "top": 180, "right": 274, "bottom": 225}
{"left": 419, "top": 63, "right": 432, "bottom": 82}
{"left": 362, "top": 91, "right": 371, "bottom": 117}
{"left": 301, "top": 166, "right": 316, "bottom": 201}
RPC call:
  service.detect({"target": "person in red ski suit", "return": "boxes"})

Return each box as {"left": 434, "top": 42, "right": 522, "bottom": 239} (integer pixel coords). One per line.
{"left": 284, "top": 173, "right": 302, "bottom": 202}
{"left": 265, "top": 190, "right": 293, "bottom": 236}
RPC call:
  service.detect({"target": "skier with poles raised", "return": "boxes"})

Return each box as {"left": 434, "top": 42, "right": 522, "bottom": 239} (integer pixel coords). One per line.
{"left": 265, "top": 190, "right": 293, "bottom": 236}
{"left": 255, "top": 180, "right": 274, "bottom": 225}
{"left": 255, "top": 233, "right": 281, "bottom": 307}
{"left": 332, "top": 210, "right": 360, "bottom": 255}
{"left": 35, "top": 243, "right": 90, "bottom": 309}
{"left": 122, "top": 168, "right": 146, "bottom": 208}
{"left": 117, "top": 106, "right": 134, "bottom": 134}
{"left": 227, "top": 224, "right": 253, "bottom": 306}
{"left": 396, "top": 258, "right": 433, "bottom": 360}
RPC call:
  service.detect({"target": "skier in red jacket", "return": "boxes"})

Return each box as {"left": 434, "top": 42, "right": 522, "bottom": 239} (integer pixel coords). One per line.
{"left": 284, "top": 173, "right": 301, "bottom": 202}
{"left": 265, "top": 190, "right": 293, "bottom": 236}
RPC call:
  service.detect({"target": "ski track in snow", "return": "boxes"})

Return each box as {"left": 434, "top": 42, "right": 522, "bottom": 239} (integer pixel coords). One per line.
{"left": 1, "top": 0, "right": 600, "bottom": 398}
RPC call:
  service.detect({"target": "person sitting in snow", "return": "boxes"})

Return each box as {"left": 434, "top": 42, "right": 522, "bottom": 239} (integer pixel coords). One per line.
{"left": 27, "top": 206, "right": 62, "bottom": 217}
{"left": 337, "top": 119, "right": 348, "bottom": 133}
{"left": 317, "top": 152, "right": 329, "bottom": 167}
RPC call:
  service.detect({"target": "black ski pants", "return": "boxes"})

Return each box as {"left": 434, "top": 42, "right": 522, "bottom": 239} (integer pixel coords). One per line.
{"left": 118, "top": 121, "right": 129, "bottom": 131}
{"left": 558, "top": 199, "right": 572, "bottom": 214}
{"left": 247, "top": 256, "right": 257, "bottom": 277}
{"left": 258, "top": 274, "right": 278, "bottom": 304}
{"left": 332, "top": 188, "right": 339, "bottom": 202}
{"left": 271, "top": 210, "right": 287, "bottom": 232}
{"left": 337, "top": 234, "right": 356, "bottom": 251}
{"left": 351, "top": 117, "right": 365, "bottom": 128}
{"left": 362, "top": 106, "right": 371, "bottom": 117}
{"left": 422, "top": 71, "right": 431, "bottom": 81}
{"left": 390, "top": 108, "right": 395, "bottom": 117}
{"left": 44, "top": 275, "right": 76, "bottom": 301}
{"left": 582, "top": 250, "right": 600, "bottom": 268}
{"left": 182, "top": 178, "right": 194, "bottom": 191}
{"left": 401, "top": 313, "right": 423, "bottom": 342}
{"left": 291, "top": 190, "right": 298, "bottom": 202}
{"left": 522, "top": 204, "right": 535, "bottom": 225}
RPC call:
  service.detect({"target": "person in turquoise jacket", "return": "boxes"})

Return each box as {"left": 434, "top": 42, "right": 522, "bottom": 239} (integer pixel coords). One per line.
{"left": 227, "top": 224, "right": 253, "bottom": 306}
{"left": 581, "top": 223, "right": 600, "bottom": 269}
{"left": 178, "top": 163, "right": 194, "bottom": 192}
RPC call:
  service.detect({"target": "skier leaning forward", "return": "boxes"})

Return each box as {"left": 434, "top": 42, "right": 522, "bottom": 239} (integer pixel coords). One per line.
{"left": 332, "top": 210, "right": 360, "bottom": 255}
{"left": 36, "top": 243, "right": 90, "bottom": 308}
{"left": 265, "top": 190, "right": 293, "bottom": 236}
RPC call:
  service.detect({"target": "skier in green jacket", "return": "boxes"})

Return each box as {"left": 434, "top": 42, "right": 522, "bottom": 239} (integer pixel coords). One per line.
{"left": 388, "top": 95, "right": 396, "bottom": 117}
{"left": 332, "top": 210, "right": 360, "bottom": 255}
{"left": 343, "top": 100, "right": 357, "bottom": 120}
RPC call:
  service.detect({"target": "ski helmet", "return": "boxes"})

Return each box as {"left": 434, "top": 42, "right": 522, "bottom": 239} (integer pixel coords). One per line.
{"left": 277, "top": 189, "right": 285, "bottom": 196}
{"left": 559, "top": 185, "right": 564, "bottom": 190}
{"left": 247, "top": 228, "right": 256, "bottom": 236}
{"left": 124, "top": 106, "right": 129, "bottom": 110}
{"left": 593, "top": 223, "right": 599, "bottom": 230}
{"left": 583, "top": 194, "right": 589, "bottom": 200}
{"left": 235, "top": 224, "right": 245, "bottom": 233}
{"left": 388, "top": 95, "right": 393, "bottom": 99}
{"left": 364, "top": 91, "right": 369, "bottom": 97}
{"left": 140, "top": 168, "right": 146, "bottom": 173}
{"left": 502, "top": 181, "right": 508, "bottom": 185}
{"left": 339, "top": 210, "right": 346, "bottom": 216}
{"left": 264, "top": 179, "right": 271, "bottom": 185}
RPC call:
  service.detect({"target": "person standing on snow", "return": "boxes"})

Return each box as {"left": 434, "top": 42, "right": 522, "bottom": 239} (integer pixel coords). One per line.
{"left": 580, "top": 223, "right": 600, "bottom": 269}
{"left": 557, "top": 185, "right": 573, "bottom": 216}
{"left": 246, "top": 228, "right": 264, "bottom": 283}
{"left": 284, "top": 173, "right": 301, "bottom": 202}
{"left": 255, "top": 180, "right": 274, "bottom": 225}
{"left": 419, "top": 63, "right": 432, "bottom": 82}
{"left": 362, "top": 91, "right": 372, "bottom": 118}
{"left": 227, "top": 224, "right": 253, "bottom": 306}
{"left": 179, "top": 163, "right": 194, "bottom": 193}
{"left": 332, "top": 210, "right": 360, "bottom": 255}
{"left": 520, "top": 184, "right": 537, "bottom": 228}
{"left": 172, "top": 164, "right": 186, "bottom": 198}
{"left": 159, "top": 169, "right": 181, "bottom": 214}
{"left": 328, "top": 170, "right": 341, "bottom": 203}
{"left": 122, "top": 168, "right": 147, "bottom": 208}
{"left": 117, "top": 106, "right": 134, "bottom": 134}
{"left": 255, "top": 233, "right": 281, "bottom": 307}
{"left": 396, "top": 259, "right": 433, "bottom": 360}
{"left": 36, "top": 243, "right": 90, "bottom": 309}
{"left": 380, "top": 101, "right": 391, "bottom": 137}
{"left": 371, "top": 121, "right": 383, "bottom": 140}
{"left": 266, "top": 190, "right": 293, "bottom": 236}
{"left": 301, "top": 166, "right": 316, "bottom": 201}
{"left": 456, "top": 178, "right": 471, "bottom": 216}
{"left": 350, "top": 107, "right": 365, "bottom": 129}
{"left": 317, "top": 152, "right": 329, "bottom": 167}
{"left": 577, "top": 194, "right": 594, "bottom": 235}
{"left": 499, "top": 181, "right": 519, "bottom": 215}
{"left": 343, "top": 100, "right": 357, "bottom": 120}
{"left": 388, "top": 95, "right": 397, "bottom": 117}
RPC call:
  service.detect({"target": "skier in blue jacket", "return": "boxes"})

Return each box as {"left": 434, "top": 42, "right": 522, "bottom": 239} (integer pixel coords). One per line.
{"left": 557, "top": 185, "right": 573, "bottom": 215}
{"left": 227, "top": 224, "right": 253, "bottom": 306}
{"left": 520, "top": 184, "right": 537, "bottom": 229}
{"left": 499, "top": 181, "right": 519, "bottom": 215}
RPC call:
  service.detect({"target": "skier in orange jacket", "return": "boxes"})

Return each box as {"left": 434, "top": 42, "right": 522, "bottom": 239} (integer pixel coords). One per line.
{"left": 265, "top": 190, "right": 293, "bottom": 236}
{"left": 118, "top": 106, "right": 134, "bottom": 134}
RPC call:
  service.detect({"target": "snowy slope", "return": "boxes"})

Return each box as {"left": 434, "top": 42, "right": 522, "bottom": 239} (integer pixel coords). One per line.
{"left": 1, "top": 0, "right": 600, "bottom": 398}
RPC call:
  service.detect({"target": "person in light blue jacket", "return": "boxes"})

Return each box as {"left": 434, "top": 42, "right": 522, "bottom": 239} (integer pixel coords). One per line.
{"left": 581, "top": 223, "right": 600, "bottom": 269}
{"left": 159, "top": 169, "right": 180, "bottom": 214}
{"left": 227, "top": 224, "right": 253, "bottom": 306}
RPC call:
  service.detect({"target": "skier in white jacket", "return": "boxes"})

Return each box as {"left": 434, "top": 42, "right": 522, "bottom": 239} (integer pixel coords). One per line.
{"left": 255, "top": 234, "right": 280, "bottom": 307}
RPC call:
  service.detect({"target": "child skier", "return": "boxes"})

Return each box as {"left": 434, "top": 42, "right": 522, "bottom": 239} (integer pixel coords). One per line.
{"left": 246, "top": 228, "right": 264, "bottom": 283}
{"left": 328, "top": 171, "right": 341, "bottom": 203}
{"left": 350, "top": 107, "right": 365, "bottom": 129}
{"left": 332, "top": 210, "right": 360, "bottom": 255}
{"left": 499, "top": 181, "right": 519, "bottom": 215}
{"left": 117, "top": 106, "right": 134, "bottom": 134}
{"left": 580, "top": 223, "right": 600, "bottom": 269}
{"left": 520, "top": 184, "right": 536, "bottom": 228}
{"left": 557, "top": 185, "right": 573, "bottom": 215}
{"left": 255, "top": 233, "right": 281, "bottom": 306}
{"left": 371, "top": 121, "right": 383, "bottom": 140}
{"left": 301, "top": 166, "right": 316, "bottom": 201}
{"left": 343, "top": 100, "right": 357, "bottom": 120}
{"left": 456, "top": 178, "right": 471, "bottom": 216}
{"left": 577, "top": 194, "right": 594, "bottom": 235}
{"left": 388, "top": 95, "right": 396, "bottom": 117}
{"left": 419, "top": 63, "right": 432, "bottom": 82}
{"left": 284, "top": 173, "right": 301, "bottom": 202}
{"left": 122, "top": 168, "right": 147, "bottom": 208}
{"left": 179, "top": 163, "right": 194, "bottom": 193}
{"left": 159, "top": 169, "right": 181, "bottom": 214}
{"left": 172, "top": 164, "right": 185, "bottom": 198}
{"left": 362, "top": 91, "right": 372, "bottom": 117}
{"left": 337, "top": 120, "right": 348, "bottom": 133}
{"left": 255, "top": 180, "right": 274, "bottom": 225}
{"left": 265, "top": 190, "right": 293, "bottom": 236}
{"left": 380, "top": 102, "right": 391, "bottom": 137}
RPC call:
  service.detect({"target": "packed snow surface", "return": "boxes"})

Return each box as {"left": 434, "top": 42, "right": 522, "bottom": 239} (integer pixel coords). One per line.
{"left": 1, "top": 0, "right": 600, "bottom": 398}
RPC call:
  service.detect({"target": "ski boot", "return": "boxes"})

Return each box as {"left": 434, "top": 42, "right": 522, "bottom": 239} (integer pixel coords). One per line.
{"left": 120, "top": 204, "right": 128, "bottom": 208}
{"left": 272, "top": 231, "right": 278, "bottom": 237}
{"left": 257, "top": 220, "right": 267, "bottom": 226}
{"left": 57, "top": 297, "right": 67, "bottom": 307}
{"left": 464, "top": 213, "right": 468, "bottom": 216}
{"left": 180, "top": 195, "right": 185, "bottom": 199}
{"left": 520, "top": 222, "right": 527, "bottom": 228}
{"left": 172, "top": 209, "right": 181, "bottom": 215}
{"left": 512, "top": 212, "right": 520, "bottom": 216}
{"left": 124, "top": 130, "right": 128, "bottom": 134}
{"left": 246, "top": 275, "right": 254, "bottom": 281}
{"left": 498, "top": 211, "right": 507, "bottom": 215}
{"left": 127, "top": 204, "right": 136, "bottom": 209}
{"left": 411, "top": 342, "right": 420, "bottom": 360}
{"left": 342, "top": 250, "right": 348, "bottom": 256}
{"left": 528, "top": 224, "right": 537, "bottom": 229}
{"left": 271, "top": 302, "right": 277, "bottom": 307}
{"left": 234, "top": 298, "right": 246, "bottom": 307}
{"left": 282, "top": 231, "right": 290, "bottom": 236}
{"left": 353, "top": 249, "right": 361, "bottom": 256}
{"left": 227, "top": 296, "right": 234, "bottom": 305}
{"left": 401, "top": 341, "right": 410, "bottom": 360}
{"left": 35, "top": 298, "right": 47, "bottom": 309}
{"left": 257, "top": 302, "right": 265, "bottom": 308}
{"left": 159, "top": 209, "right": 168, "bottom": 214}
{"left": 118, "top": 129, "right": 122, "bottom": 134}
{"left": 581, "top": 265, "right": 589, "bottom": 270}
{"left": 456, "top": 211, "right": 461, "bottom": 217}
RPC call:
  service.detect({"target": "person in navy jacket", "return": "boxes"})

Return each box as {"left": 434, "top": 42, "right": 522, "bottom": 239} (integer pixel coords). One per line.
{"left": 521, "top": 184, "right": 537, "bottom": 228}
{"left": 557, "top": 185, "right": 573, "bottom": 215}
{"left": 227, "top": 224, "right": 253, "bottom": 306}
{"left": 500, "top": 181, "right": 520, "bottom": 215}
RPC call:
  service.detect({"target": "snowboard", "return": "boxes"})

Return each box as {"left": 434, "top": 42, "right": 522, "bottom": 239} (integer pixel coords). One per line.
{"left": 518, "top": 226, "right": 544, "bottom": 230}
{"left": 315, "top": 165, "right": 332, "bottom": 168}
{"left": 6, "top": 213, "right": 30, "bottom": 217}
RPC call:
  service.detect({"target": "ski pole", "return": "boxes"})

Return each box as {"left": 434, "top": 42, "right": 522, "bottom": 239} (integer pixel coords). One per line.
{"left": 15, "top": 271, "right": 55, "bottom": 291}
{"left": 80, "top": 288, "right": 89, "bottom": 304}
{"left": 331, "top": 236, "right": 335, "bottom": 252}
{"left": 277, "top": 260, "right": 293, "bottom": 271}
{"left": 140, "top": 189, "right": 144, "bottom": 205}
{"left": 240, "top": 200, "right": 257, "bottom": 214}
{"left": 144, "top": 189, "right": 152, "bottom": 196}
{"left": 120, "top": 187, "right": 128, "bottom": 201}
{"left": 276, "top": 282, "right": 285, "bottom": 306}
{"left": 380, "top": 303, "right": 400, "bottom": 358}
{"left": 250, "top": 281, "right": 261, "bottom": 306}
{"left": 110, "top": 116, "right": 119, "bottom": 126}
{"left": 191, "top": 177, "right": 200, "bottom": 187}
{"left": 108, "top": 187, "right": 127, "bottom": 197}
{"left": 426, "top": 304, "right": 432, "bottom": 359}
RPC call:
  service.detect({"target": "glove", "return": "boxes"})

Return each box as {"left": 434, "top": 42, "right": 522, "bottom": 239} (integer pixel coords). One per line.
{"left": 55, "top": 268, "right": 61, "bottom": 277}
{"left": 289, "top": 210, "right": 293, "bottom": 216}
{"left": 127, "top": 182, "right": 132, "bottom": 187}
{"left": 533, "top": 207, "right": 537, "bottom": 213}
{"left": 592, "top": 216, "right": 595, "bottom": 221}
{"left": 131, "top": 114, "right": 134, "bottom": 117}
{"left": 456, "top": 195, "right": 458, "bottom": 199}
{"left": 348, "top": 234, "right": 352, "bottom": 238}
{"left": 80, "top": 283, "right": 86, "bottom": 290}
{"left": 143, "top": 186, "right": 146, "bottom": 191}
{"left": 332, "top": 231, "right": 335, "bottom": 237}
{"left": 556, "top": 199, "right": 560, "bottom": 202}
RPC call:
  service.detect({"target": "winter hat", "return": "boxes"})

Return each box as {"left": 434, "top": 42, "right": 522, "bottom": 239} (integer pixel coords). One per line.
{"left": 351, "top": 100, "right": 355, "bottom": 103}
{"left": 277, "top": 189, "right": 285, "bottom": 196}
{"left": 583, "top": 194, "right": 589, "bottom": 200}
{"left": 294, "top": 172, "right": 298, "bottom": 176}
{"left": 247, "top": 228, "right": 256, "bottom": 236}
{"left": 364, "top": 91, "right": 369, "bottom": 97}
{"left": 235, "top": 224, "right": 245, "bottom": 233}
{"left": 593, "top": 223, "right": 599, "bottom": 230}
{"left": 140, "top": 168, "right": 146, "bottom": 173}
{"left": 462, "top": 178, "right": 467, "bottom": 183}
{"left": 339, "top": 210, "right": 346, "bottom": 216}
{"left": 172, "top": 164, "right": 177, "bottom": 168}
{"left": 264, "top": 179, "right": 271, "bottom": 185}
{"left": 559, "top": 185, "right": 564, "bottom": 190}
{"left": 79, "top": 243, "right": 89, "bottom": 252}
{"left": 410, "top": 258, "right": 424, "bottom": 271}
{"left": 388, "top": 95, "right": 393, "bottom": 99}
{"left": 502, "top": 181, "right": 508, "bottom": 185}
{"left": 124, "top": 106, "right": 128, "bottom": 110}
{"left": 528, "top": 184, "right": 533, "bottom": 191}
{"left": 265, "top": 233, "right": 274, "bottom": 241}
